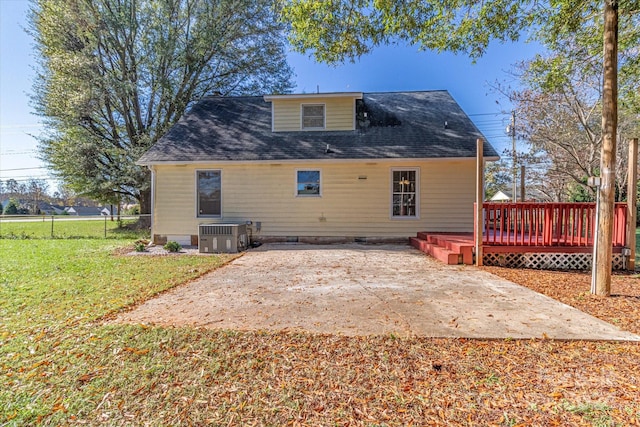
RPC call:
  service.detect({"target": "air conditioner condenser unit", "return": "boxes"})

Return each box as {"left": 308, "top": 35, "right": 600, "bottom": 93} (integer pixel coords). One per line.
{"left": 198, "top": 223, "right": 248, "bottom": 253}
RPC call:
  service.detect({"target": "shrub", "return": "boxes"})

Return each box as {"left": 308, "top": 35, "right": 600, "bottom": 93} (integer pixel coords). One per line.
{"left": 134, "top": 242, "right": 146, "bottom": 252}
{"left": 125, "top": 204, "right": 140, "bottom": 215}
{"left": 163, "top": 241, "right": 181, "bottom": 252}
{"left": 3, "top": 199, "right": 19, "bottom": 215}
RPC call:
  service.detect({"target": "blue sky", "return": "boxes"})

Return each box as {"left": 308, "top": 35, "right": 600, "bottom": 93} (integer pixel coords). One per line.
{"left": 0, "top": 0, "right": 542, "bottom": 193}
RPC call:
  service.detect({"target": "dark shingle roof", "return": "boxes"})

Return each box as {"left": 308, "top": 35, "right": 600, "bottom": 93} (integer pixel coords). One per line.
{"left": 137, "top": 91, "right": 498, "bottom": 165}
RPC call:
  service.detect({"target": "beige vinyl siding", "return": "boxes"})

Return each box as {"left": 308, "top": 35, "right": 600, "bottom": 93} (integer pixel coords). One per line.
{"left": 422, "top": 161, "right": 477, "bottom": 231}
{"left": 272, "top": 97, "right": 355, "bottom": 131}
{"left": 152, "top": 160, "right": 477, "bottom": 239}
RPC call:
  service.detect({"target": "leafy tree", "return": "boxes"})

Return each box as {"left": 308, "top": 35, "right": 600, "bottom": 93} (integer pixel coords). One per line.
{"left": 31, "top": 0, "right": 294, "bottom": 215}
{"left": 3, "top": 199, "right": 19, "bottom": 215}
{"left": 54, "top": 183, "right": 76, "bottom": 207}
{"left": 26, "top": 178, "right": 49, "bottom": 214}
{"left": 4, "top": 179, "right": 20, "bottom": 199}
{"left": 501, "top": 3, "right": 640, "bottom": 203}
{"left": 484, "top": 159, "right": 511, "bottom": 200}
{"left": 281, "top": 0, "right": 638, "bottom": 295}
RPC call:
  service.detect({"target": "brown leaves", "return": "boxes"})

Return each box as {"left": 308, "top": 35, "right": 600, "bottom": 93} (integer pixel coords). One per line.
{"left": 122, "top": 347, "right": 150, "bottom": 356}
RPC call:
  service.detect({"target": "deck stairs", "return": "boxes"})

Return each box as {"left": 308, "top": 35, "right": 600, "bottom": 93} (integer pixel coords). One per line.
{"left": 409, "top": 232, "right": 475, "bottom": 265}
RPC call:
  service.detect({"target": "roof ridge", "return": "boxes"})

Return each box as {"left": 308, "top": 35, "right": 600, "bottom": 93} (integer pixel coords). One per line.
{"left": 199, "top": 90, "right": 452, "bottom": 100}
{"left": 363, "top": 89, "right": 449, "bottom": 95}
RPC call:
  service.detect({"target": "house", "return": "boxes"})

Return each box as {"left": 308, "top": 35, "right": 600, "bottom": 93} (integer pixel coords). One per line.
{"left": 137, "top": 91, "right": 499, "bottom": 246}
{"left": 61, "top": 206, "right": 118, "bottom": 216}
{"left": 489, "top": 190, "right": 512, "bottom": 202}
{"left": 489, "top": 188, "right": 548, "bottom": 203}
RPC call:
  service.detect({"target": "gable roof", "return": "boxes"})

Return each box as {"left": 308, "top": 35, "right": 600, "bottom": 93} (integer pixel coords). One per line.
{"left": 137, "top": 90, "right": 498, "bottom": 165}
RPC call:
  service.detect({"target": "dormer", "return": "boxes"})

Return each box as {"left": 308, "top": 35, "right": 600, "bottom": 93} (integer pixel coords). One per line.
{"left": 263, "top": 92, "right": 363, "bottom": 132}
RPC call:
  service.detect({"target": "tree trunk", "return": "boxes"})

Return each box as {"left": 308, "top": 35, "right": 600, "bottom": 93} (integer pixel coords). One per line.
{"left": 594, "top": 0, "right": 618, "bottom": 296}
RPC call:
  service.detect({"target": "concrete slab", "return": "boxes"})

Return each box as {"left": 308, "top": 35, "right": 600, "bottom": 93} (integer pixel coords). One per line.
{"left": 115, "top": 244, "right": 640, "bottom": 341}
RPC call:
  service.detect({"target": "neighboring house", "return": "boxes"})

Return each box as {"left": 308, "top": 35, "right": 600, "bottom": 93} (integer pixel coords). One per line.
{"left": 51, "top": 206, "right": 67, "bottom": 215}
{"left": 489, "top": 190, "right": 512, "bottom": 202}
{"left": 137, "top": 91, "right": 499, "bottom": 246}
{"left": 37, "top": 202, "right": 58, "bottom": 215}
{"left": 489, "top": 189, "right": 548, "bottom": 202}
{"left": 63, "top": 206, "right": 114, "bottom": 216}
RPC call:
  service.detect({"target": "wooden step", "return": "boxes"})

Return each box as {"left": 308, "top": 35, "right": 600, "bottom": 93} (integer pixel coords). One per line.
{"left": 415, "top": 233, "right": 475, "bottom": 265}
{"left": 409, "top": 237, "right": 461, "bottom": 265}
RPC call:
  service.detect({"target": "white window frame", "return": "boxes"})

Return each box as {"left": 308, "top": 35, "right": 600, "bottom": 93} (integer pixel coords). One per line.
{"left": 196, "top": 169, "right": 222, "bottom": 218}
{"left": 390, "top": 167, "right": 420, "bottom": 219}
{"left": 295, "top": 169, "right": 322, "bottom": 197}
{"left": 301, "top": 104, "right": 326, "bottom": 130}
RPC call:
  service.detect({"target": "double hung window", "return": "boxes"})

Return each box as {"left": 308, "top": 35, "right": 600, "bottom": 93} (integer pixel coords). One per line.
{"left": 392, "top": 169, "right": 418, "bottom": 218}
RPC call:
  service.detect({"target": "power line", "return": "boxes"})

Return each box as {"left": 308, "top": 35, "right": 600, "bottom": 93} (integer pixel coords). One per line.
{"left": 468, "top": 112, "right": 509, "bottom": 117}
{"left": 0, "top": 150, "right": 38, "bottom": 155}
{"left": 0, "top": 166, "right": 48, "bottom": 172}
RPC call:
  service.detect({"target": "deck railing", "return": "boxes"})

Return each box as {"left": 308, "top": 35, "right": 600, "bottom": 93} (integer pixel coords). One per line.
{"left": 478, "top": 202, "right": 628, "bottom": 247}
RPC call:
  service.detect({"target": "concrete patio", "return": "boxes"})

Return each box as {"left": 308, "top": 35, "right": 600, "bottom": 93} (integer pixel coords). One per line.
{"left": 114, "top": 243, "right": 639, "bottom": 341}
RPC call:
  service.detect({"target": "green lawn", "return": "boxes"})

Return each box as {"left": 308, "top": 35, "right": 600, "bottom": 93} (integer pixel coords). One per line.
{"left": 1, "top": 229, "right": 638, "bottom": 425}
{"left": 0, "top": 217, "right": 142, "bottom": 239}
{"left": 0, "top": 238, "right": 235, "bottom": 425}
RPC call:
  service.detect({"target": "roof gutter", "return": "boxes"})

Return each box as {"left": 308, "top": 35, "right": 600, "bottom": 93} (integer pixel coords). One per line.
{"left": 136, "top": 156, "right": 500, "bottom": 167}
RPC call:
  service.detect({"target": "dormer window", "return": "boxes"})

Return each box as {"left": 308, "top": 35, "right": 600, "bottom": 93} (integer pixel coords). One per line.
{"left": 302, "top": 104, "right": 325, "bottom": 129}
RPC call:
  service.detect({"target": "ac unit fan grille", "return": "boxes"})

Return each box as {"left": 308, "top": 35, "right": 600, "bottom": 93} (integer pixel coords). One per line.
{"left": 200, "top": 225, "right": 233, "bottom": 236}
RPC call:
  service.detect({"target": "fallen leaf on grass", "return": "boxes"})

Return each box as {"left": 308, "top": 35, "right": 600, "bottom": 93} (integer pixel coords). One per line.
{"left": 123, "top": 347, "right": 150, "bottom": 355}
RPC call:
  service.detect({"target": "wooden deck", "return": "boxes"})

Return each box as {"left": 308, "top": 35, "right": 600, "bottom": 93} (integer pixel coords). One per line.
{"left": 410, "top": 231, "right": 626, "bottom": 266}
{"left": 410, "top": 202, "right": 630, "bottom": 268}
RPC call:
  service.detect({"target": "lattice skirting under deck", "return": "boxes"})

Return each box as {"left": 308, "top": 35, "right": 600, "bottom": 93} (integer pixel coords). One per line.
{"left": 482, "top": 252, "right": 626, "bottom": 270}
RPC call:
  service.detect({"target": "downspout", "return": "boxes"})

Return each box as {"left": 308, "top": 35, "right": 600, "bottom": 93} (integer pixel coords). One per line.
{"left": 149, "top": 165, "right": 156, "bottom": 241}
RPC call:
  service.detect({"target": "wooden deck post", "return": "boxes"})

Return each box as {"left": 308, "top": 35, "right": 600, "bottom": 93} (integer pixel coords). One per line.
{"left": 476, "top": 138, "right": 484, "bottom": 266}
{"left": 520, "top": 165, "right": 526, "bottom": 202}
{"left": 628, "top": 138, "right": 638, "bottom": 270}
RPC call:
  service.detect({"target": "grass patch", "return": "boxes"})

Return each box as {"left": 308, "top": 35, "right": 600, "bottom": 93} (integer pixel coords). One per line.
{"left": 1, "top": 239, "right": 639, "bottom": 425}
{"left": 0, "top": 218, "right": 146, "bottom": 240}
{"left": 0, "top": 238, "right": 234, "bottom": 425}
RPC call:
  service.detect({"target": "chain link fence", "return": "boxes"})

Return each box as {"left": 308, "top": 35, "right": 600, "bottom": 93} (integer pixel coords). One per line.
{"left": 0, "top": 214, "right": 151, "bottom": 240}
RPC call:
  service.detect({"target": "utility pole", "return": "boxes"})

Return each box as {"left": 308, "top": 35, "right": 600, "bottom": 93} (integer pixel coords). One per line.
{"left": 506, "top": 111, "right": 517, "bottom": 202}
